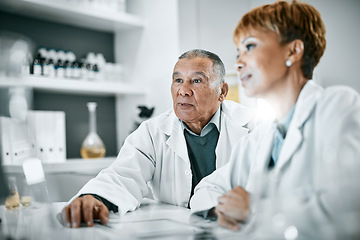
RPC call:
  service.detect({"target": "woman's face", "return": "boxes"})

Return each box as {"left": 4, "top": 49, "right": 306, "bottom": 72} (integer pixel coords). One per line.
{"left": 235, "top": 28, "right": 289, "bottom": 99}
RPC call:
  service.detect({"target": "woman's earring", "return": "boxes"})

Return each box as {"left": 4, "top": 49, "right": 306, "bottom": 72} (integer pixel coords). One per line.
{"left": 286, "top": 59, "right": 292, "bottom": 67}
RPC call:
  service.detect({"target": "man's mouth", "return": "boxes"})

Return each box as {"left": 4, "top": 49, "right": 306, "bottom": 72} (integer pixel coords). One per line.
{"left": 178, "top": 102, "right": 193, "bottom": 107}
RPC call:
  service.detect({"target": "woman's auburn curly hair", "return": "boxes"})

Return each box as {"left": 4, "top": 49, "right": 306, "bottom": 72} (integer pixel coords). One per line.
{"left": 234, "top": 0, "right": 326, "bottom": 79}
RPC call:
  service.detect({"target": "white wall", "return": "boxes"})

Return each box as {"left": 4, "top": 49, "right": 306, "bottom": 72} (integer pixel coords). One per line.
{"left": 117, "top": 0, "right": 360, "bottom": 118}
{"left": 118, "top": 0, "right": 180, "bottom": 116}
{"left": 309, "top": 0, "right": 360, "bottom": 91}
{"left": 178, "top": 0, "right": 251, "bottom": 74}
{"left": 178, "top": 0, "right": 360, "bottom": 93}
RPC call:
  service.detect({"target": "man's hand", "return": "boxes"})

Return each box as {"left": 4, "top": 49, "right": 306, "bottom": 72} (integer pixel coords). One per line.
{"left": 215, "top": 186, "right": 250, "bottom": 230}
{"left": 61, "top": 195, "right": 109, "bottom": 228}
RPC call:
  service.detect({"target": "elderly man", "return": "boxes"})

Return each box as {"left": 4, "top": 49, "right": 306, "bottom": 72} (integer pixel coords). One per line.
{"left": 62, "top": 49, "right": 254, "bottom": 228}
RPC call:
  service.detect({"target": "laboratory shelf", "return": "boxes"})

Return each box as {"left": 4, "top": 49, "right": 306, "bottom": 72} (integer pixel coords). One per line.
{"left": 0, "top": 0, "right": 145, "bottom": 32}
{"left": 3, "top": 157, "right": 115, "bottom": 174}
{"left": 0, "top": 76, "right": 146, "bottom": 96}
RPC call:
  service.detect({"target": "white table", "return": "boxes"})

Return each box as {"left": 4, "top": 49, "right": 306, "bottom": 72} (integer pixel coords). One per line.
{"left": 0, "top": 199, "right": 245, "bottom": 240}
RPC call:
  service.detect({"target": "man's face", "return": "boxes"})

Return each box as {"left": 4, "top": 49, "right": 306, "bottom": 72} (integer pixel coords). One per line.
{"left": 171, "top": 57, "right": 224, "bottom": 128}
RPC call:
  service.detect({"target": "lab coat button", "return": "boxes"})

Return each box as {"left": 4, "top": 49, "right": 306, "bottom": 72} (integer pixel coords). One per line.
{"left": 184, "top": 169, "right": 191, "bottom": 175}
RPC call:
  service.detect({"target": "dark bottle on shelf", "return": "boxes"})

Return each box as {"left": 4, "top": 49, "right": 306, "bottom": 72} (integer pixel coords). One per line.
{"left": 32, "top": 52, "right": 42, "bottom": 76}
{"left": 86, "top": 62, "right": 94, "bottom": 80}
{"left": 47, "top": 48, "right": 57, "bottom": 78}
{"left": 80, "top": 58, "right": 88, "bottom": 80}
{"left": 56, "top": 49, "right": 66, "bottom": 78}
{"left": 93, "top": 64, "right": 99, "bottom": 80}
{"left": 65, "top": 50, "right": 76, "bottom": 79}
{"left": 39, "top": 47, "right": 50, "bottom": 77}
{"left": 72, "top": 61, "right": 81, "bottom": 79}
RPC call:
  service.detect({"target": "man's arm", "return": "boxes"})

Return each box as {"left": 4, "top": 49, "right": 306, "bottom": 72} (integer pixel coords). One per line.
{"left": 63, "top": 121, "right": 158, "bottom": 227}
{"left": 85, "top": 194, "right": 118, "bottom": 213}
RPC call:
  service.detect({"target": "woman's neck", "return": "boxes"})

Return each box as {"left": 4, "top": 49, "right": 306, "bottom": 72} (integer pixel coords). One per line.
{"left": 265, "top": 76, "right": 307, "bottom": 120}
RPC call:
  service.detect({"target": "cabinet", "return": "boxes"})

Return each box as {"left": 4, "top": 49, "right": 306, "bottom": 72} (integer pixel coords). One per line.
{"left": 0, "top": 0, "right": 148, "bottom": 158}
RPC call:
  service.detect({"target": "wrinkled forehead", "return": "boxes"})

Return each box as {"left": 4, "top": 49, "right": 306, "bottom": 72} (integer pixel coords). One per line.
{"left": 173, "top": 57, "right": 213, "bottom": 75}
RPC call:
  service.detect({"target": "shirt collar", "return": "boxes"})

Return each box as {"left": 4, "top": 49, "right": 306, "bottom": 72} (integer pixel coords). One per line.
{"left": 181, "top": 105, "right": 221, "bottom": 137}
{"left": 275, "top": 105, "right": 295, "bottom": 138}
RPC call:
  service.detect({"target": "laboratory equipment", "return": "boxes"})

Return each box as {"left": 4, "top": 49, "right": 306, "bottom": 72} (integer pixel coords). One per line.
{"left": 4, "top": 176, "right": 20, "bottom": 209}
{"left": 81, "top": 102, "right": 106, "bottom": 159}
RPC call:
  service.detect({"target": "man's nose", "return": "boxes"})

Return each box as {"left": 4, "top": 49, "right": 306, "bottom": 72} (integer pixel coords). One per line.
{"left": 179, "top": 83, "right": 192, "bottom": 96}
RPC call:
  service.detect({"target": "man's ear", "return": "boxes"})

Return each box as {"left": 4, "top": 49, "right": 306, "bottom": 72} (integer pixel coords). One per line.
{"left": 287, "top": 39, "right": 304, "bottom": 64}
{"left": 219, "top": 82, "right": 229, "bottom": 102}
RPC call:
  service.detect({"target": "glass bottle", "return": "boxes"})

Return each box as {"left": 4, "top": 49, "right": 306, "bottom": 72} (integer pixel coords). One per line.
{"left": 81, "top": 102, "right": 106, "bottom": 159}
{"left": 20, "top": 179, "right": 32, "bottom": 207}
{"left": 4, "top": 176, "right": 20, "bottom": 209}
{"left": 47, "top": 48, "right": 57, "bottom": 78}
{"left": 56, "top": 49, "right": 66, "bottom": 78}
{"left": 32, "top": 52, "right": 42, "bottom": 76}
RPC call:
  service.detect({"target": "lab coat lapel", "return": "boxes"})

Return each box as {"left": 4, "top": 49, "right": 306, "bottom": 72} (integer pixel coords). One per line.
{"left": 257, "top": 124, "right": 276, "bottom": 172}
{"left": 275, "top": 81, "right": 324, "bottom": 171}
{"left": 245, "top": 124, "right": 275, "bottom": 193}
{"left": 275, "top": 125, "right": 303, "bottom": 170}
{"left": 159, "top": 112, "right": 189, "bottom": 162}
{"left": 216, "top": 115, "right": 249, "bottom": 167}
{"left": 216, "top": 101, "right": 253, "bottom": 167}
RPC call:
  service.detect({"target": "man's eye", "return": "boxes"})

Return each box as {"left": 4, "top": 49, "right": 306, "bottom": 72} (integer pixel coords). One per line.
{"left": 193, "top": 79, "right": 201, "bottom": 83}
{"left": 246, "top": 43, "right": 255, "bottom": 51}
{"left": 174, "top": 78, "right": 182, "bottom": 83}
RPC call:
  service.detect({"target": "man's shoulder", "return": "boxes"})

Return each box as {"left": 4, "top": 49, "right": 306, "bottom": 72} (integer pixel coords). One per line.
{"left": 139, "top": 108, "right": 178, "bottom": 134}
{"left": 144, "top": 109, "right": 176, "bottom": 124}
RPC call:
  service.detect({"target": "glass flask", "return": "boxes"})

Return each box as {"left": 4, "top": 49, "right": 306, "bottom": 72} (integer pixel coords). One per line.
{"left": 4, "top": 176, "right": 20, "bottom": 209}
{"left": 20, "top": 179, "right": 32, "bottom": 207}
{"left": 81, "top": 102, "right": 106, "bottom": 159}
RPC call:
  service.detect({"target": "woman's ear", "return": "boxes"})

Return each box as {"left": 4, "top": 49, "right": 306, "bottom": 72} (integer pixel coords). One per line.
{"left": 287, "top": 39, "right": 304, "bottom": 64}
{"left": 219, "top": 82, "right": 229, "bottom": 102}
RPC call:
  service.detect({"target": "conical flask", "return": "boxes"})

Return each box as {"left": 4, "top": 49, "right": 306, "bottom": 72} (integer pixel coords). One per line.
{"left": 80, "top": 102, "right": 106, "bottom": 159}
{"left": 4, "top": 176, "right": 20, "bottom": 209}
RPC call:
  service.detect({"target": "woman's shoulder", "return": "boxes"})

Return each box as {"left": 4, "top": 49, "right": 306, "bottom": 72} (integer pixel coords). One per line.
{"left": 314, "top": 85, "right": 360, "bottom": 126}
{"left": 321, "top": 85, "right": 360, "bottom": 106}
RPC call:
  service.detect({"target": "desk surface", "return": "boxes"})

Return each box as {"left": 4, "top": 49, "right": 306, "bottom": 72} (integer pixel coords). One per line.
{"left": 0, "top": 199, "right": 245, "bottom": 240}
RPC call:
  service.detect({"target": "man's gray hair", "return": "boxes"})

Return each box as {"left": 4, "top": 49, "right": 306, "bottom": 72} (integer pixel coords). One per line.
{"left": 178, "top": 49, "right": 226, "bottom": 92}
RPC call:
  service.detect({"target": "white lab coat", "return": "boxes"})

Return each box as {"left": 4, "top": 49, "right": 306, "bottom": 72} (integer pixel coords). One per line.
{"left": 70, "top": 100, "right": 253, "bottom": 215}
{"left": 190, "top": 81, "right": 360, "bottom": 238}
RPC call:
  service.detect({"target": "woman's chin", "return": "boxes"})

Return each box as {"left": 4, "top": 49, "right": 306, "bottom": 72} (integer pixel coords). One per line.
{"left": 244, "top": 89, "right": 257, "bottom": 99}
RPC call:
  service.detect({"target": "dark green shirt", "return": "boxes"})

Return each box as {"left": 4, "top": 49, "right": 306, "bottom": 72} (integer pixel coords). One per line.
{"left": 184, "top": 125, "right": 219, "bottom": 197}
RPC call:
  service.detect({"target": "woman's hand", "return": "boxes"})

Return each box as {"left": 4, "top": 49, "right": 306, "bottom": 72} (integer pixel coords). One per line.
{"left": 215, "top": 186, "right": 250, "bottom": 230}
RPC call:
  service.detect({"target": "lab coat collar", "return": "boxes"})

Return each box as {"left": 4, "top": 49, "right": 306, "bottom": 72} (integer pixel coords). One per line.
{"left": 221, "top": 100, "right": 254, "bottom": 127}
{"left": 275, "top": 80, "right": 324, "bottom": 171}
{"left": 159, "top": 100, "right": 254, "bottom": 163}
{"left": 160, "top": 110, "right": 189, "bottom": 162}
